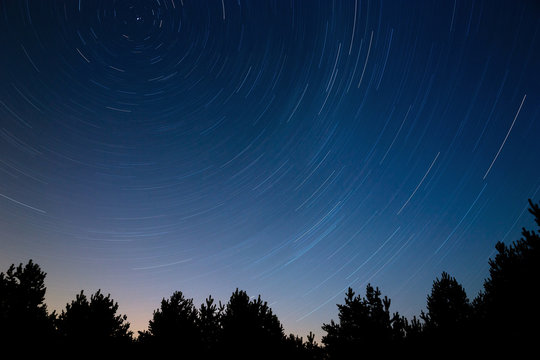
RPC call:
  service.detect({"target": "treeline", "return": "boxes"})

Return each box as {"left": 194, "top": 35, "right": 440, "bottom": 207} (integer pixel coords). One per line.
{"left": 1, "top": 199, "right": 539, "bottom": 358}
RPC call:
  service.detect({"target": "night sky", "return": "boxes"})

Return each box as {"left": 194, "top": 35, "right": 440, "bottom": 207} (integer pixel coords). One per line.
{"left": 1, "top": 0, "right": 539, "bottom": 339}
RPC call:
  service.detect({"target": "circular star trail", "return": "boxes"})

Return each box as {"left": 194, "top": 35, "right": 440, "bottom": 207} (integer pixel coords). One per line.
{"left": 1, "top": 0, "right": 539, "bottom": 338}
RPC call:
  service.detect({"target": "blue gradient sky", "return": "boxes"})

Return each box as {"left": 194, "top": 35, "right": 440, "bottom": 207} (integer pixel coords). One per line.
{"left": 1, "top": 0, "right": 539, "bottom": 339}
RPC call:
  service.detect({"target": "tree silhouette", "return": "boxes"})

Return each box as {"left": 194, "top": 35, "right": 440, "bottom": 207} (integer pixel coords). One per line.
{"left": 220, "top": 288, "right": 285, "bottom": 359}
{"left": 304, "top": 331, "right": 324, "bottom": 359}
{"left": 420, "top": 272, "right": 471, "bottom": 346}
{"left": 474, "top": 199, "right": 540, "bottom": 346}
{"left": 56, "top": 289, "right": 132, "bottom": 345}
{"left": 322, "top": 284, "right": 405, "bottom": 358}
{"left": 0, "top": 259, "right": 55, "bottom": 345}
{"left": 284, "top": 331, "right": 323, "bottom": 360}
{"left": 198, "top": 295, "right": 223, "bottom": 355}
{"left": 284, "top": 333, "right": 306, "bottom": 358}
{"left": 3, "top": 199, "right": 539, "bottom": 355}
{"left": 139, "top": 290, "right": 200, "bottom": 353}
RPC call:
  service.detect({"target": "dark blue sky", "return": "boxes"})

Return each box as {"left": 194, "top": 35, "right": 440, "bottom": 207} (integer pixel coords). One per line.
{"left": 1, "top": 0, "right": 539, "bottom": 338}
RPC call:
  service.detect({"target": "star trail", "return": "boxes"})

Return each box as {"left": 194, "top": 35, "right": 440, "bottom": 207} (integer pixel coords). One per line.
{"left": 1, "top": 0, "right": 539, "bottom": 339}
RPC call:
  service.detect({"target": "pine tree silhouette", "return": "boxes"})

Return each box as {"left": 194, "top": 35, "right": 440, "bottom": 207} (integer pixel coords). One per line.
{"left": 198, "top": 295, "right": 223, "bottom": 355}
{"left": 474, "top": 199, "right": 540, "bottom": 347}
{"left": 420, "top": 271, "right": 471, "bottom": 348}
{"left": 56, "top": 289, "right": 132, "bottom": 346}
{"left": 0, "top": 260, "right": 55, "bottom": 346}
{"left": 139, "top": 290, "right": 200, "bottom": 355}
{"left": 322, "top": 284, "right": 404, "bottom": 358}
{"left": 3, "top": 199, "right": 539, "bottom": 356}
{"left": 220, "top": 288, "right": 285, "bottom": 359}
{"left": 284, "top": 331, "right": 323, "bottom": 360}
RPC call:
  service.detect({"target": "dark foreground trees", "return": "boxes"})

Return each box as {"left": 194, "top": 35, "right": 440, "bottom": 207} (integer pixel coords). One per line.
{"left": 473, "top": 199, "right": 540, "bottom": 345}
{"left": 138, "top": 288, "right": 318, "bottom": 359}
{"left": 322, "top": 284, "right": 417, "bottom": 358}
{"left": 1, "top": 199, "right": 538, "bottom": 357}
{"left": 420, "top": 271, "right": 472, "bottom": 346}
{"left": 220, "top": 289, "right": 285, "bottom": 358}
{"left": 0, "top": 260, "right": 55, "bottom": 344}
{"left": 56, "top": 289, "right": 132, "bottom": 345}
{"left": 322, "top": 285, "right": 390, "bottom": 357}
{"left": 137, "top": 290, "right": 201, "bottom": 354}
{"left": 320, "top": 199, "right": 540, "bottom": 356}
